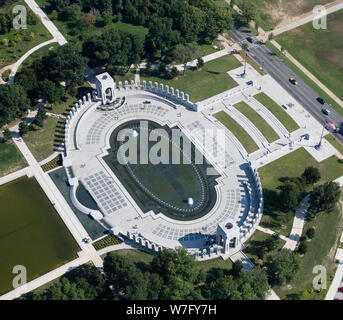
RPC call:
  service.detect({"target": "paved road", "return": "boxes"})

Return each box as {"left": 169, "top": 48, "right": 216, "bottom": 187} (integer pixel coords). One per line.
{"left": 230, "top": 24, "right": 343, "bottom": 145}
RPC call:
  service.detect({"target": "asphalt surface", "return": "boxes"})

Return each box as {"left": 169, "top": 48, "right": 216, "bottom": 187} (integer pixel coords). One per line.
{"left": 230, "top": 24, "right": 343, "bottom": 145}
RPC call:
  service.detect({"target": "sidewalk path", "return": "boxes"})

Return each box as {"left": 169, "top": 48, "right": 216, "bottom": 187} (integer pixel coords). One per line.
{"left": 24, "top": 0, "right": 67, "bottom": 45}
{"left": 6, "top": 39, "right": 57, "bottom": 84}
{"left": 283, "top": 195, "right": 310, "bottom": 251}
{"left": 0, "top": 0, "right": 67, "bottom": 83}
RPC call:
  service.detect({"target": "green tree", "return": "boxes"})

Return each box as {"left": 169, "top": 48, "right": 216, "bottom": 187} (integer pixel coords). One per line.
{"left": 34, "top": 108, "right": 47, "bottom": 127}
{"left": 19, "top": 122, "right": 29, "bottom": 136}
{"left": 173, "top": 42, "right": 199, "bottom": 75}
{"left": 306, "top": 227, "right": 315, "bottom": 239}
{"left": 232, "top": 260, "right": 243, "bottom": 277}
{"left": 279, "top": 181, "right": 301, "bottom": 212}
{"left": 0, "top": 84, "right": 30, "bottom": 127}
{"left": 196, "top": 57, "right": 204, "bottom": 69}
{"left": 102, "top": 10, "right": 113, "bottom": 25}
{"left": 310, "top": 182, "right": 341, "bottom": 213}
{"left": 297, "top": 241, "right": 307, "bottom": 255}
{"left": 240, "top": 1, "right": 257, "bottom": 25}
{"left": 302, "top": 166, "right": 320, "bottom": 185}
{"left": 267, "top": 250, "right": 300, "bottom": 286}
{"left": 3, "top": 129, "right": 12, "bottom": 142}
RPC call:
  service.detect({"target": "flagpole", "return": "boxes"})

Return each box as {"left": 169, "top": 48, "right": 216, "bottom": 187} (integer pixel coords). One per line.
{"left": 316, "top": 123, "right": 325, "bottom": 150}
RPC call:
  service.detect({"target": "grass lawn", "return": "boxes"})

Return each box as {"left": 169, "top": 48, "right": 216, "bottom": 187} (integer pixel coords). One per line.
{"left": 266, "top": 41, "right": 343, "bottom": 117}
{"left": 45, "top": 84, "right": 92, "bottom": 115}
{"left": 0, "top": 176, "right": 79, "bottom": 295}
{"left": 325, "top": 134, "right": 343, "bottom": 155}
{"left": 103, "top": 249, "right": 154, "bottom": 266}
{"left": 235, "top": 0, "right": 336, "bottom": 31}
{"left": 102, "top": 249, "right": 233, "bottom": 276}
{"left": 23, "top": 117, "right": 62, "bottom": 162}
{"left": 0, "top": 1, "right": 52, "bottom": 69}
{"left": 259, "top": 147, "right": 343, "bottom": 235}
{"left": 243, "top": 230, "right": 286, "bottom": 265}
{"left": 254, "top": 92, "right": 299, "bottom": 132}
{"left": 275, "top": 9, "right": 343, "bottom": 102}
{"left": 274, "top": 204, "right": 343, "bottom": 300}
{"left": 214, "top": 110, "right": 259, "bottom": 154}
{"left": 0, "top": 142, "right": 27, "bottom": 177}
{"left": 92, "top": 235, "right": 122, "bottom": 251}
{"left": 234, "top": 101, "right": 279, "bottom": 143}
{"left": 196, "top": 257, "right": 233, "bottom": 274}
{"left": 116, "top": 54, "right": 241, "bottom": 102}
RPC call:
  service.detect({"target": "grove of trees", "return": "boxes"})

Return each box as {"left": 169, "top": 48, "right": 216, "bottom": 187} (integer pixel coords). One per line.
{"left": 21, "top": 248, "right": 271, "bottom": 300}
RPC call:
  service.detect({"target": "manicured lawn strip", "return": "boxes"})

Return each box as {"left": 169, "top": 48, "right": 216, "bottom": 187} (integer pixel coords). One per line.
{"left": 243, "top": 230, "right": 286, "bottom": 264}
{"left": 239, "top": 52, "right": 267, "bottom": 76}
{"left": 46, "top": 84, "right": 92, "bottom": 115}
{"left": 196, "top": 256, "right": 233, "bottom": 274}
{"left": 234, "top": 101, "right": 279, "bottom": 142}
{"left": 325, "top": 134, "right": 343, "bottom": 155}
{"left": 93, "top": 235, "right": 122, "bottom": 251}
{"left": 275, "top": 9, "right": 343, "bottom": 102}
{"left": 254, "top": 92, "right": 299, "bottom": 132}
{"left": 265, "top": 41, "right": 343, "bottom": 117}
{"left": 274, "top": 205, "right": 343, "bottom": 300}
{"left": 106, "top": 249, "right": 154, "bottom": 266}
{"left": 23, "top": 117, "right": 62, "bottom": 162}
{"left": 0, "top": 142, "right": 27, "bottom": 177}
{"left": 41, "top": 154, "right": 62, "bottom": 172}
{"left": 116, "top": 54, "right": 241, "bottom": 102}
{"left": 0, "top": 1, "right": 52, "bottom": 69}
{"left": 214, "top": 110, "right": 259, "bottom": 154}
{"left": 259, "top": 147, "right": 343, "bottom": 235}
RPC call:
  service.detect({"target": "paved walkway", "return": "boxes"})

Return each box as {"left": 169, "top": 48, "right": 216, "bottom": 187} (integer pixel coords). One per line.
{"left": 24, "top": 0, "right": 67, "bottom": 45}
{"left": 283, "top": 195, "right": 310, "bottom": 251}
{"left": 256, "top": 195, "right": 309, "bottom": 251}
{"left": 0, "top": 0, "right": 67, "bottom": 83}
{"left": 6, "top": 39, "right": 57, "bottom": 84}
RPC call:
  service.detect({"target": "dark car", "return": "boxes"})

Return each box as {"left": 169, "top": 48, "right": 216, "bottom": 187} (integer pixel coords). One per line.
{"left": 339, "top": 287, "right": 343, "bottom": 292}
{"left": 317, "top": 97, "right": 326, "bottom": 105}
{"left": 322, "top": 108, "right": 330, "bottom": 115}
{"left": 246, "top": 37, "right": 253, "bottom": 43}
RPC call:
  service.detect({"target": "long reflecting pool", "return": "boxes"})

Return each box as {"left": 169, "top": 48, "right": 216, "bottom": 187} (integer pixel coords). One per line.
{"left": 0, "top": 177, "right": 79, "bottom": 295}
{"left": 103, "top": 120, "right": 220, "bottom": 221}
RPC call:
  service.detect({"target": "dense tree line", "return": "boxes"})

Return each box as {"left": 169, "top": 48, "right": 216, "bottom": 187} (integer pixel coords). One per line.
{"left": 15, "top": 43, "right": 87, "bottom": 104}
{"left": 20, "top": 248, "right": 271, "bottom": 300}
{"left": 82, "top": 29, "right": 144, "bottom": 74}
{"left": 0, "top": 84, "right": 30, "bottom": 127}
{"left": 45, "top": 0, "right": 234, "bottom": 62}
